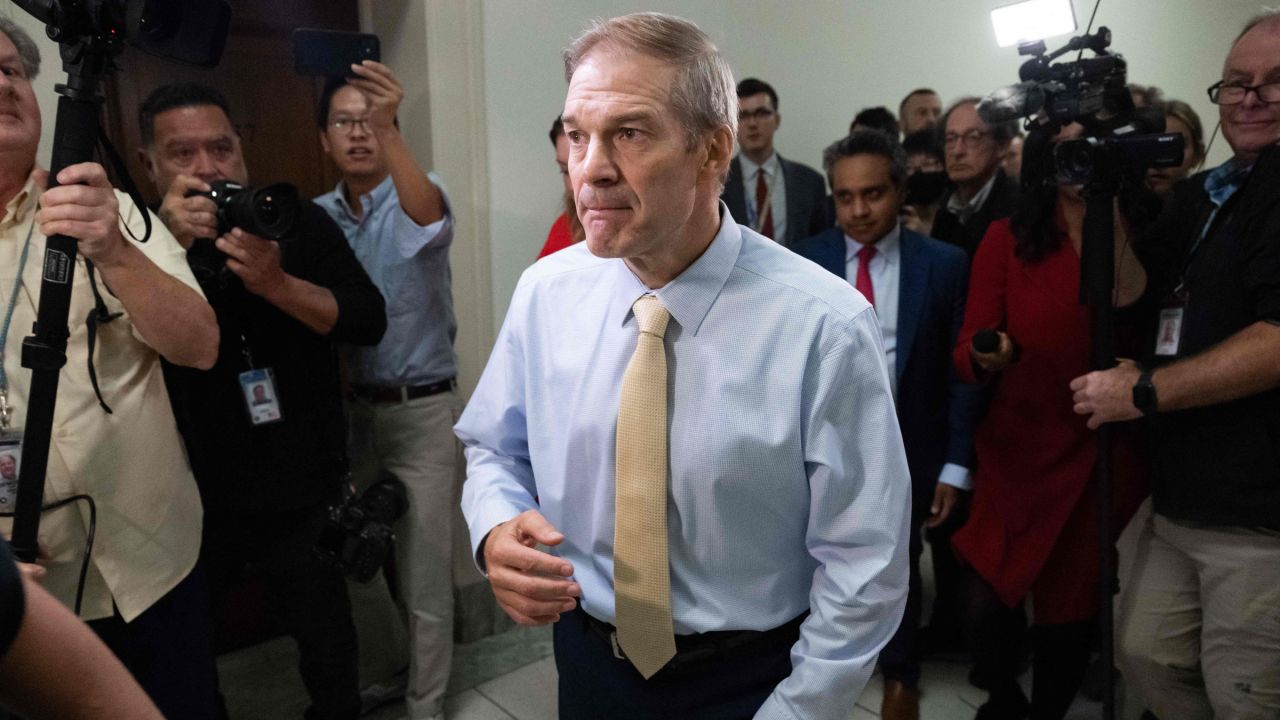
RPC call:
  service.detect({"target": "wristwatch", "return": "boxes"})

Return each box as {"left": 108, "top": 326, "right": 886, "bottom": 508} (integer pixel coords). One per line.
{"left": 1132, "top": 368, "right": 1158, "bottom": 416}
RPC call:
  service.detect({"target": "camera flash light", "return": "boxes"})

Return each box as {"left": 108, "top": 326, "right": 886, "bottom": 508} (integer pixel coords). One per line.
{"left": 991, "top": 0, "right": 1077, "bottom": 47}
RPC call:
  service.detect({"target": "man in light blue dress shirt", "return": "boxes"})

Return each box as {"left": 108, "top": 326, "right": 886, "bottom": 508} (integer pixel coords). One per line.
{"left": 313, "top": 61, "right": 458, "bottom": 720}
{"left": 456, "top": 13, "right": 909, "bottom": 720}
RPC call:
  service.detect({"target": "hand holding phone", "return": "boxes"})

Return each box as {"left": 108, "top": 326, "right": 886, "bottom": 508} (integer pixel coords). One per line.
{"left": 293, "top": 29, "right": 380, "bottom": 77}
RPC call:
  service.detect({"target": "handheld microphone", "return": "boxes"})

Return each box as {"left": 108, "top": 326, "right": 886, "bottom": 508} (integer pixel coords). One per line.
{"left": 973, "top": 328, "right": 1000, "bottom": 354}
{"left": 972, "top": 328, "right": 1021, "bottom": 362}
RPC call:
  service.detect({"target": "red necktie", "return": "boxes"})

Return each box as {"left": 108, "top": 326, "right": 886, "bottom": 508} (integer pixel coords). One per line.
{"left": 855, "top": 244, "right": 876, "bottom": 307}
{"left": 755, "top": 169, "right": 774, "bottom": 240}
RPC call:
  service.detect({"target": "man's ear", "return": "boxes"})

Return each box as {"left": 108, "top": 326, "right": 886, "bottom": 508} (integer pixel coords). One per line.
{"left": 319, "top": 129, "right": 332, "bottom": 155}
{"left": 775, "top": 111, "right": 781, "bottom": 130}
{"left": 702, "top": 125, "right": 734, "bottom": 181}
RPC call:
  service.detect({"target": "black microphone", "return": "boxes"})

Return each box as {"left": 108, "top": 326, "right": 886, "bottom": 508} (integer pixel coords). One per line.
{"left": 972, "top": 328, "right": 1021, "bottom": 362}
{"left": 973, "top": 328, "right": 1000, "bottom": 354}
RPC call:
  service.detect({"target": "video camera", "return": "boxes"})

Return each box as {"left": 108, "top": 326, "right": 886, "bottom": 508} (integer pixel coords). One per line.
{"left": 185, "top": 181, "right": 301, "bottom": 241}
{"left": 316, "top": 471, "right": 408, "bottom": 582}
{"left": 976, "top": 27, "right": 1183, "bottom": 186}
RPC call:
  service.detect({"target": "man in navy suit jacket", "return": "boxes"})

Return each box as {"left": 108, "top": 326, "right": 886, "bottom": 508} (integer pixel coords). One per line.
{"left": 722, "top": 78, "right": 830, "bottom": 249}
{"left": 796, "top": 130, "right": 978, "bottom": 720}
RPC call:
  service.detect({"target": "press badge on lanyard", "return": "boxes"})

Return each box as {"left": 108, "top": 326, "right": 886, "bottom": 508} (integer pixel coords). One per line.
{"left": 0, "top": 220, "right": 35, "bottom": 509}
{"left": 237, "top": 336, "right": 282, "bottom": 425}
{"left": 1155, "top": 285, "right": 1189, "bottom": 358}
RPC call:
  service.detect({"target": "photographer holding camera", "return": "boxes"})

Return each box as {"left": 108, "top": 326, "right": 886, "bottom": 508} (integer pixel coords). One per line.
{"left": 137, "top": 82, "right": 387, "bottom": 720}
{"left": 1071, "top": 13, "right": 1280, "bottom": 718}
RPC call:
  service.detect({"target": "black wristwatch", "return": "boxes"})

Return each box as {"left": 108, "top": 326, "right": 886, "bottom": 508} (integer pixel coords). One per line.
{"left": 1132, "top": 368, "right": 1158, "bottom": 417}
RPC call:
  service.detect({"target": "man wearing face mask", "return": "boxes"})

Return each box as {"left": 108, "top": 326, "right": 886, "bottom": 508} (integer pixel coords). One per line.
{"left": 138, "top": 82, "right": 386, "bottom": 720}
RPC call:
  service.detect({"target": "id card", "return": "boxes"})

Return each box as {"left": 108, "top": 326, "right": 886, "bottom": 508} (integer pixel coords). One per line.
{"left": 240, "top": 368, "right": 283, "bottom": 425}
{"left": 1155, "top": 307, "right": 1184, "bottom": 357}
{"left": 0, "top": 434, "right": 21, "bottom": 512}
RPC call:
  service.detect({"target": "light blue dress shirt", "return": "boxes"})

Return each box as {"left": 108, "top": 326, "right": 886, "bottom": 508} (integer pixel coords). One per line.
{"left": 845, "top": 225, "right": 972, "bottom": 492}
{"left": 456, "top": 207, "right": 910, "bottom": 719}
{"left": 314, "top": 174, "right": 457, "bottom": 386}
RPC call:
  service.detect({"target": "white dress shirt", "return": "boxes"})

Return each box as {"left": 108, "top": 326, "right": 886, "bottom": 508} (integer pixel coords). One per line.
{"left": 457, "top": 206, "right": 910, "bottom": 719}
{"left": 739, "top": 152, "right": 788, "bottom": 241}
{"left": 844, "top": 223, "right": 971, "bottom": 491}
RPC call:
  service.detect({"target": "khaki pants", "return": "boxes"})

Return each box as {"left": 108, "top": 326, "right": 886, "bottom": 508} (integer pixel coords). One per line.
{"left": 1116, "top": 499, "right": 1280, "bottom": 719}
{"left": 348, "top": 389, "right": 465, "bottom": 720}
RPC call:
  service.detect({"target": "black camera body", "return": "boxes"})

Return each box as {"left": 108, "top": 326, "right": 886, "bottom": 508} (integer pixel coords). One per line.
{"left": 316, "top": 471, "right": 408, "bottom": 582}
{"left": 185, "top": 180, "right": 300, "bottom": 241}
{"left": 977, "top": 27, "right": 1183, "bottom": 188}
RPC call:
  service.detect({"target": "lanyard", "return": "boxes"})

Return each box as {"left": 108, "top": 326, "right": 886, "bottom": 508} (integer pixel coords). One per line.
{"left": 0, "top": 218, "right": 37, "bottom": 429}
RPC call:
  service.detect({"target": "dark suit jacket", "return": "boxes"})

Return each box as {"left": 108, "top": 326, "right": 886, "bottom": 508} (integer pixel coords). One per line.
{"left": 795, "top": 226, "right": 978, "bottom": 511}
{"left": 722, "top": 154, "right": 830, "bottom": 249}
{"left": 931, "top": 169, "right": 1020, "bottom": 260}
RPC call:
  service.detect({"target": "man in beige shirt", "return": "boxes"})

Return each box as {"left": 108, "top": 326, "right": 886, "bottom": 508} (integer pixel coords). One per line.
{"left": 0, "top": 18, "right": 220, "bottom": 719}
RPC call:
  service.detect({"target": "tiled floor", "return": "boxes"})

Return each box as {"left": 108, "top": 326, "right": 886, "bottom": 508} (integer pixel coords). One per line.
{"left": 219, "top": 545, "right": 1128, "bottom": 719}
{"left": 220, "top": 624, "right": 1119, "bottom": 720}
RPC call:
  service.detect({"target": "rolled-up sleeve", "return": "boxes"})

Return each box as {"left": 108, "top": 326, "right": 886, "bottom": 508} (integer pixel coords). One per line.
{"left": 756, "top": 307, "right": 911, "bottom": 720}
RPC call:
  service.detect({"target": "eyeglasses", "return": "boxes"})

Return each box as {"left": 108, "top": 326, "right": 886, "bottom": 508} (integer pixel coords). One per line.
{"left": 738, "top": 107, "right": 776, "bottom": 121}
{"left": 944, "top": 129, "right": 991, "bottom": 148}
{"left": 328, "top": 116, "right": 372, "bottom": 134}
{"left": 1207, "top": 80, "right": 1280, "bottom": 105}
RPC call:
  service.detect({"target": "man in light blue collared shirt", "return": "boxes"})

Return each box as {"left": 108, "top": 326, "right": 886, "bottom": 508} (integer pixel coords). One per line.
{"left": 456, "top": 13, "right": 909, "bottom": 720}
{"left": 313, "top": 61, "right": 458, "bottom": 720}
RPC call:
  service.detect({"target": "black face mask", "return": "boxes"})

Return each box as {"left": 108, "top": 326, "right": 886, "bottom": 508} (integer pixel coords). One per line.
{"left": 905, "top": 171, "right": 950, "bottom": 207}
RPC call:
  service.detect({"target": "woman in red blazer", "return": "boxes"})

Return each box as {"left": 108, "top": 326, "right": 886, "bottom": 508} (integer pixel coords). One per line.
{"left": 952, "top": 126, "right": 1156, "bottom": 720}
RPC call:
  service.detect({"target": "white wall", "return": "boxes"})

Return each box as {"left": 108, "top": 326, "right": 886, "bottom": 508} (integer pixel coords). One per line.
{"left": 483, "top": 0, "right": 1262, "bottom": 331}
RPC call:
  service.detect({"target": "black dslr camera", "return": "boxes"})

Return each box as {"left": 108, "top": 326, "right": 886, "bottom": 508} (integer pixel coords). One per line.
{"left": 316, "top": 471, "right": 408, "bottom": 582}
{"left": 185, "top": 180, "right": 301, "bottom": 241}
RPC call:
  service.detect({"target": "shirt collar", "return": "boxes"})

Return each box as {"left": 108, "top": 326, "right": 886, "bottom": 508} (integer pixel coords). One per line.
{"left": 739, "top": 151, "right": 780, "bottom": 179}
{"left": 1, "top": 176, "right": 38, "bottom": 231}
{"left": 610, "top": 202, "right": 743, "bottom": 337}
{"left": 1204, "top": 157, "right": 1253, "bottom": 209}
{"left": 844, "top": 222, "right": 901, "bottom": 264}
{"left": 326, "top": 174, "right": 395, "bottom": 219}
{"left": 946, "top": 171, "right": 998, "bottom": 216}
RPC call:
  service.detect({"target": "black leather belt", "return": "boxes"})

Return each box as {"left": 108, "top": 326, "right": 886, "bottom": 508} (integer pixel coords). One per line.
{"left": 579, "top": 607, "right": 805, "bottom": 673}
{"left": 350, "top": 378, "right": 455, "bottom": 404}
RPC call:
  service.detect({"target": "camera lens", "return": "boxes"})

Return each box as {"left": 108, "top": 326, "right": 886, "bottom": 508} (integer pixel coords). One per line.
{"left": 255, "top": 193, "right": 281, "bottom": 226}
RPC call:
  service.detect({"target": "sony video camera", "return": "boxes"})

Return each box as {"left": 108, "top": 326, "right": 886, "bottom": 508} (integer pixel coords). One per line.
{"left": 185, "top": 180, "right": 300, "bottom": 241}
{"left": 316, "top": 471, "right": 408, "bottom": 582}
{"left": 976, "top": 27, "right": 1183, "bottom": 186}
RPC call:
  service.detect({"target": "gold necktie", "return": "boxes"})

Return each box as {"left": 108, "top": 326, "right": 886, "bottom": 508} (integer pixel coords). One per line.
{"left": 614, "top": 295, "right": 676, "bottom": 679}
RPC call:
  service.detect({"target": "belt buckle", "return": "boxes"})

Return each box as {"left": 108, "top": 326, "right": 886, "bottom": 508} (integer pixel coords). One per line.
{"left": 609, "top": 631, "right": 626, "bottom": 661}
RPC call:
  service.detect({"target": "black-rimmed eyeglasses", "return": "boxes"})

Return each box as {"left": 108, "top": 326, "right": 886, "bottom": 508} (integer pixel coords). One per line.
{"left": 1207, "top": 80, "right": 1280, "bottom": 105}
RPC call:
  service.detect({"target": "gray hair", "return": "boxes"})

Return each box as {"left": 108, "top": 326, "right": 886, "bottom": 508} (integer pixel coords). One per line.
{"left": 941, "top": 96, "right": 1018, "bottom": 145}
{"left": 1235, "top": 8, "right": 1280, "bottom": 43}
{"left": 563, "top": 12, "right": 737, "bottom": 150}
{"left": 0, "top": 17, "right": 40, "bottom": 80}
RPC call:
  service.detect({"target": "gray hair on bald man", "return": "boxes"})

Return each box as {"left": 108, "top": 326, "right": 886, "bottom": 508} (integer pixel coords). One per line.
{"left": 0, "top": 17, "right": 40, "bottom": 79}
{"left": 563, "top": 12, "right": 737, "bottom": 151}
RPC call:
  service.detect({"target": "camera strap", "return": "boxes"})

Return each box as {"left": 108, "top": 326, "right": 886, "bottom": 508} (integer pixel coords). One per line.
{"left": 96, "top": 127, "right": 151, "bottom": 245}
